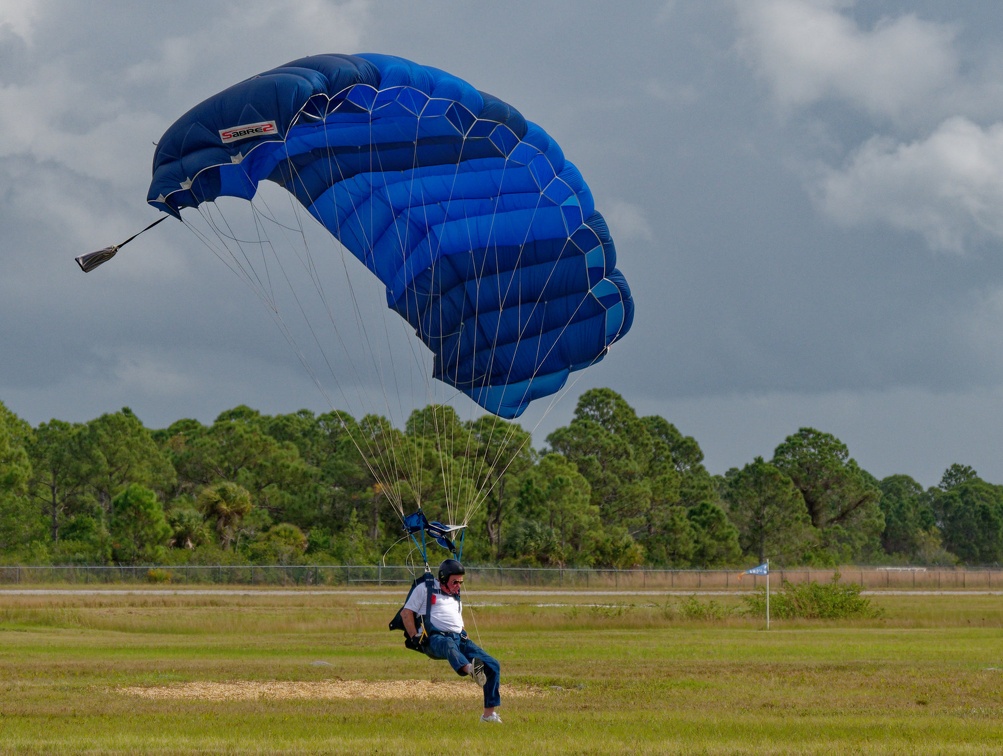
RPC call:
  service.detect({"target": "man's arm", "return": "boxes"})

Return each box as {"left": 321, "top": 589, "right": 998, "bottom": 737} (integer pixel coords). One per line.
{"left": 401, "top": 607, "right": 419, "bottom": 638}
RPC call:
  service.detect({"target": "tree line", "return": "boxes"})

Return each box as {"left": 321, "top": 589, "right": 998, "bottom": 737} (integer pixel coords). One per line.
{"left": 0, "top": 388, "right": 997, "bottom": 568}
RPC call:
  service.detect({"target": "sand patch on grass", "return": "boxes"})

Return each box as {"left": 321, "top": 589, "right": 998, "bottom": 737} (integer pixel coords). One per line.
{"left": 120, "top": 679, "right": 542, "bottom": 701}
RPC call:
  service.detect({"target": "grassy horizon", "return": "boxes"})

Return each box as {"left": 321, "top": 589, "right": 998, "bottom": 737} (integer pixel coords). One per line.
{"left": 0, "top": 589, "right": 1000, "bottom": 753}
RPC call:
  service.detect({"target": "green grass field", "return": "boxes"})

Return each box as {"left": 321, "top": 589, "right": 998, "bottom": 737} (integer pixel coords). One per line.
{"left": 0, "top": 587, "right": 1001, "bottom": 754}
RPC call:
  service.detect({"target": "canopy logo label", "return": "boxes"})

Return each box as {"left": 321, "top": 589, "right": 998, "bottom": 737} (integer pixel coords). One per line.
{"left": 219, "top": 121, "right": 277, "bottom": 143}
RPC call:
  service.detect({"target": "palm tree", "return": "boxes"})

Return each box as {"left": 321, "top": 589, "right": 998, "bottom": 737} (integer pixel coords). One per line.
{"left": 196, "top": 481, "right": 252, "bottom": 550}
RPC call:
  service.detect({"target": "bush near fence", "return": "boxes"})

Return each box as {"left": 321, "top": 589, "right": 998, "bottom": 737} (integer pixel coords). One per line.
{"left": 0, "top": 565, "right": 1000, "bottom": 590}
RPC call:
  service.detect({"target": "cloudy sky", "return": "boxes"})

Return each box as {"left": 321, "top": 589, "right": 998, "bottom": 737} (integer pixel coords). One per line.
{"left": 5, "top": 0, "right": 1003, "bottom": 487}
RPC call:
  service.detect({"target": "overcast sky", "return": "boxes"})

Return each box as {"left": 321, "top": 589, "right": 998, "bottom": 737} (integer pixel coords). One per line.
{"left": 5, "top": 0, "right": 1003, "bottom": 488}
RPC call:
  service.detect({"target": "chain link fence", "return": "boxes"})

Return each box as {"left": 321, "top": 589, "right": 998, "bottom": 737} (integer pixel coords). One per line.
{"left": 0, "top": 564, "right": 998, "bottom": 590}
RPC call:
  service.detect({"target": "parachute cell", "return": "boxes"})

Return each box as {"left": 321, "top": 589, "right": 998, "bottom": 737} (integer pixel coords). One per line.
{"left": 148, "top": 53, "right": 633, "bottom": 418}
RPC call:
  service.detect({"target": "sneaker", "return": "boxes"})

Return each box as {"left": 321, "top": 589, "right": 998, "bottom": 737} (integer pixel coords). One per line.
{"left": 469, "top": 658, "right": 487, "bottom": 687}
{"left": 480, "top": 712, "right": 502, "bottom": 724}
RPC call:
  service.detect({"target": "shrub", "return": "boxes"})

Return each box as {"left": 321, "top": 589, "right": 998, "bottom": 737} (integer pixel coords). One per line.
{"left": 660, "top": 595, "right": 732, "bottom": 621}
{"left": 246, "top": 523, "right": 308, "bottom": 565}
{"left": 678, "top": 595, "right": 730, "bottom": 621}
{"left": 743, "top": 571, "right": 882, "bottom": 620}
{"left": 146, "top": 568, "right": 173, "bottom": 584}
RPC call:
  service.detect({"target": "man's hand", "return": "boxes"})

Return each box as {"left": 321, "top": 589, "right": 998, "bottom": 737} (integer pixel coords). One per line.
{"left": 404, "top": 629, "right": 427, "bottom": 652}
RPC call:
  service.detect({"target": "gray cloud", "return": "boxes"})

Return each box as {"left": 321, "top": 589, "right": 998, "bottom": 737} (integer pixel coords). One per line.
{"left": 4, "top": 1, "right": 1003, "bottom": 488}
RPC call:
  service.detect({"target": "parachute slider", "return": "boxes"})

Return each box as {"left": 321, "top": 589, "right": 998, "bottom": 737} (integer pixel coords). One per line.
{"left": 75, "top": 216, "right": 169, "bottom": 273}
{"left": 403, "top": 510, "right": 466, "bottom": 554}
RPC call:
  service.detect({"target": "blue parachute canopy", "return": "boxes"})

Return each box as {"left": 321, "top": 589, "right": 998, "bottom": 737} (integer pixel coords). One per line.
{"left": 148, "top": 53, "right": 633, "bottom": 418}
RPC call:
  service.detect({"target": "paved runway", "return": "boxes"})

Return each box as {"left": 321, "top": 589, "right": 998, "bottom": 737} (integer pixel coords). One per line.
{"left": 0, "top": 588, "right": 1000, "bottom": 597}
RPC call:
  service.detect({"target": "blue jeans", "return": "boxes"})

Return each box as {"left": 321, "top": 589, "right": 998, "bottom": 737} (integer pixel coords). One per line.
{"left": 425, "top": 631, "right": 501, "bottom": 708}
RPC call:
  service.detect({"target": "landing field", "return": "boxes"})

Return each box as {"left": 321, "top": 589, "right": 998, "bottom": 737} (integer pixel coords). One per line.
{"left": 0, "top": 588, "right": 1000, "bottom": 754}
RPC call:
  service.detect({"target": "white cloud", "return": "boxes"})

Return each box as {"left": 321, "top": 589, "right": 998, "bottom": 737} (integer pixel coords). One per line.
{"left": 123, "top": 0, "right": 370, "bottom": 98}
{"left": 603, "top": 199, "right": 654, "bottom": 243}
{"left": 0, "top": 1, "right": 372, "bottom": 190}
{"left": 735, "top": 0, "right": 957, "bottom": 122}
{"left": 815, "top": 116, "right": 1003, "bottom": 252}
{"left": 0, "top": 0, "right": 44, "bottom": 42}
{"left": 0, "top": 82, "right": 163, "bottom": 187}
{"left": 0, "top": 50, "right": 163, "bottom": 191}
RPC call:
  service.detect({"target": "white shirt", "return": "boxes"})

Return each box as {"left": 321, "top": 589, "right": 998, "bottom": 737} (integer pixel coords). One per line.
{"left": 404, "top": 578, "right": 464, "bottom": 633}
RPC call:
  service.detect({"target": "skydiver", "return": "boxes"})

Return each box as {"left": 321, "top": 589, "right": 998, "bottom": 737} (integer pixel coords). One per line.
{"left": 399, "top": 559, "right": 502, "bottom": 723}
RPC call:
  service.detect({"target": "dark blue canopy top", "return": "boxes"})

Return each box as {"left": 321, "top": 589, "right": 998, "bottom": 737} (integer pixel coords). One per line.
{"left": 148, "top": 53, "right": 633, "bottom": 418}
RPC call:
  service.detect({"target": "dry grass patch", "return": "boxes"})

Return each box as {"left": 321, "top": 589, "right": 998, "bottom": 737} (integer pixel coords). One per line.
{"left": 119, "top": 679, "right": 544, "bottom": 701}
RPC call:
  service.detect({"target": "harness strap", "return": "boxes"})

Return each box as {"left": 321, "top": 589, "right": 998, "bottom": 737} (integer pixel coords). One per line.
{"left": 421, "top": 571, "right": 461, "bottom": 636}
{"left": 423, "top": 571, "right": 436, "bottom": 633}
{"left": 422, "top": 571, "right": 447, "bottom": 635}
